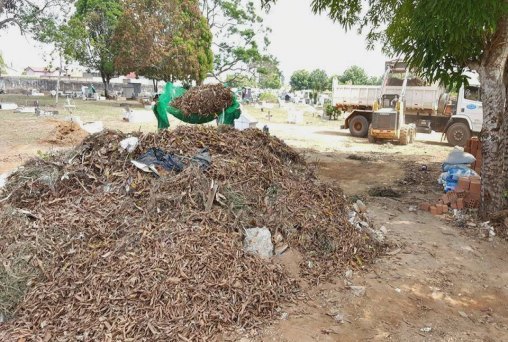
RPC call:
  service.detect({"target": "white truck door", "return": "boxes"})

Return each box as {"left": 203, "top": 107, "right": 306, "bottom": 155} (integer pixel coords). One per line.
{"left": 458, "top": 85, "right": 483, "bottom": 132}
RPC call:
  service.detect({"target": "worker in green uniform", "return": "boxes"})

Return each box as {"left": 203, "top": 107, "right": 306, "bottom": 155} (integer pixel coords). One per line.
{"left": 152, "top": 94, "right": 170, "bottom": 130}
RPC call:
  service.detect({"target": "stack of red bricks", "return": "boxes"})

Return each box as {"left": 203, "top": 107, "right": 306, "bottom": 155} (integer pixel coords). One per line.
{"left": 464, "top": 137, "right": 482, "bottom": 175}
{"left": 419, "top": 175, "right": 482, "bottom": 214}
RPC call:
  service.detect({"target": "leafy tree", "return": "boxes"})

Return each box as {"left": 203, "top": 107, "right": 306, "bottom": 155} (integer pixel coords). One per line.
{"left": 290, "top": 69, "right": 310, "bottom": 91}
{"left": 367, "top": 75, "right": 382, "bottom": 86}
{"left": 60, "top": 0, "right": 123, "bottom": 98}
{"left": 309, "top": 69, "right": 328, "bottom": 92}
{"left": 257, "top": 55, "right": 282, "bottom": 89}
{"left": 262, "top": 0, "right": 508, "bottom": 216}
{"left": 201, "top": 0, "right": 271, "bottom": 81}
{"left": 0, "top": 0, "right": 70, "bottom": 34}
{"left": 339, "top": 65, "right": 369, "bottom": 85}
{"left": 225, "top": 74, "right": 256, "bottom": 88}
{"left": 114, "top": 0, "right": 213, "bottom": 90}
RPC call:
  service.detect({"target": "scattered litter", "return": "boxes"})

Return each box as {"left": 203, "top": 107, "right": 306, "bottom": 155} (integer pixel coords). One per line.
{"left": 244, "top": 227, "right": 274, "bottom": 259}
{"left": 280, "top": 312, "right": 289, "bottom": 320}
{"left": 349, "top": 285, "right": 366, "bottom": 297}
{"left": 395, "top": 288, "right": 402, "bottom": 293}
{"left": 480, "top": 221, "right": 496, "bottom": 241}
{"left": 344, "top": 269, "right": 353, "bottom": 279}
{"left": 355, "top": 200, "right": 367, "bottom": 213}
{"left": 0, "top": 173, "right": 7, "bottom": 189}
{"left": 458, "top": 311, "right": 468, "bottom": 318}
{"left": 332, "top": 312, "right": 346, "bottom": 324}
{"left": 420, "top": 327, "right": 432, "bottom": 333}
{"left": 119, "top": 137, "right": 139, "bottom": 153}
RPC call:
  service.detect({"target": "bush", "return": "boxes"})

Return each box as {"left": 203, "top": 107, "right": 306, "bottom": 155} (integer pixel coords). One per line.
{"left": 325, "top": 104, "right": 342, "bottom": 120}
{"left": 259, "top": 92, "right": 278, "bottom": 103}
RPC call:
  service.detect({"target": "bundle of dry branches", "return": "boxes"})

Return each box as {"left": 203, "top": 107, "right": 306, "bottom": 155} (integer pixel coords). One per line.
{"left": 0, "top": 126, "right": 380, "bottom": 340}
{"left": 171, "top": 84, "right": 234, "bottom": 116}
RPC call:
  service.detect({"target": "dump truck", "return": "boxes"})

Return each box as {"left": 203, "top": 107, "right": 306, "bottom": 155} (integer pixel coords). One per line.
{"left": 335, "top": 61, "right": 483, "bottom": 146}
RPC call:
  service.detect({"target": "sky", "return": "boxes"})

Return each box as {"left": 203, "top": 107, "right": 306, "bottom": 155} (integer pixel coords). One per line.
{"left": 0, "top": 0, "right": 388, "bottom": 79}
{"left": 263, "top": 0, "right": 387, "bottom": 79}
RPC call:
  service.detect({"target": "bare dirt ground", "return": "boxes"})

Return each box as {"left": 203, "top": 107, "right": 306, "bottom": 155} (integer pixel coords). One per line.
{"left": 1, "top": 100, "right": 507, "bottom": 341}
{"left": 256, "top": 130, "right": 508, "bottom": 341}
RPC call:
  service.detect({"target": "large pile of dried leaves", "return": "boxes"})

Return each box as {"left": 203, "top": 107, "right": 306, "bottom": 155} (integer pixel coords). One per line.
{"left": 0, "top": 126, "right": 380, "bottom": 340}
{"left": 171, "top": 84, "right": 233, "bottom": 116}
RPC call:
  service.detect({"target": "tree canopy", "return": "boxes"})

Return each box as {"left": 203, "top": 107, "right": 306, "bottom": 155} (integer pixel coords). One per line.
{"left": 0, "top": 0, "right": 71, "bottom": 34}
{"left": 201, "top": 0, "right": 271, "bottom": 81}
{"left": 60, "top": 0, "right": 123, "bottom": 97}
{"left": 290, "top": 70, "right": 310, "bottom": 91}
{"left": 309, "top": 69, "right": 328, "bottom": 92}
{"left": 257, "top": 55, "right": 282, "bottom": 89}
{"left": 114, "top": 0, "right": 213, "bottom": 85}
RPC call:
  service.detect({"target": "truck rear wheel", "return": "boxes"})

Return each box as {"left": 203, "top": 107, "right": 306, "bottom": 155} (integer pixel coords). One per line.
{"left": 446, "top": 122, "right": 471, "bottom": 147}
{"left": 399, "top": 127, "right": 410, "bottom": 145}
{"left": 349, "top": 115, "right": 369, "bottom": 137}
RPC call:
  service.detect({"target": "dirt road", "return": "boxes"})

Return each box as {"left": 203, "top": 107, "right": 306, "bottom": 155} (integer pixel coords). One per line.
{"left": 259, "top": 150, "right": 508, "bottom": 341}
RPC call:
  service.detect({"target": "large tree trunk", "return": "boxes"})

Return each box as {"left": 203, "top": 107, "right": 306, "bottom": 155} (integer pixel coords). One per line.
{"left": 478, "top": 16, "right": 508, "bottom": 218}
{"left": 100, "top": 71, "right": 110, "bottom": 99}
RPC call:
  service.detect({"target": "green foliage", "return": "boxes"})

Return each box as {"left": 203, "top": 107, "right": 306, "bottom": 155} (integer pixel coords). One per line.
{"left": 0, "top": 0, "right": 71, "bottom": 34}
{"left": 257, "top": 55, "right": 282, "bottom": 89}
{"left": 58, "top": 0, "right": 123, "bottom": 96}
{"left": 258, "top": 92, "right": 278, "bottom": 103}
{"left": 339, "top": 65, "right": 368, "bottom": 85}
{"left": 226, "top": 74, "right": 256, "bottom": 88}
{"left": 383, "top": 0, "right": 507, "bottom": 88}
{"left": 367, "top": 75, "right": 383, "bottom": 85}
{"left": 290, "top": 70, "right": 310, "bottom": 91}
{"left": 309, "top": 69, "right": 328, "bottom": 91}
{"left": 202, "top": 0, "right": 271, "bottom": 79}
{"left": 114, "top": 0, "right": 213, "bottom": 83}
{"left": 325, "top": 104, "right": 342, "bottom": 120}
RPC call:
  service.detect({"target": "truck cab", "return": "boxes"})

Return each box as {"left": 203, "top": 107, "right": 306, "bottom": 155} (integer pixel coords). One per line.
{"left": 444, "top": 76, "right": 483, "bottom": 146}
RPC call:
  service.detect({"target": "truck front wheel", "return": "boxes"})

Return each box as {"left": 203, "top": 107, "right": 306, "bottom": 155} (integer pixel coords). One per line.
{"left": 446, "top": 122, "right": 471, "bottom": 147}
{"left": 349, "top": 115, "right": 369, "bottom": 137}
